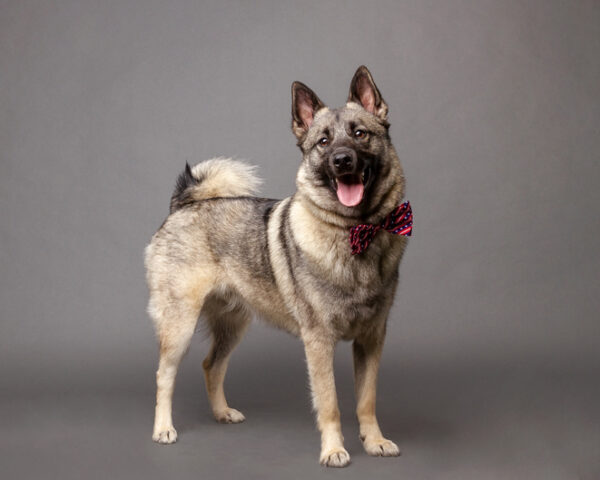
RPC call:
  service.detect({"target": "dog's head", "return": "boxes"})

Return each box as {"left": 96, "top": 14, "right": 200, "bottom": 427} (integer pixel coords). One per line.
{"left": 292, "top": 66, "right": 405, "bottom": 225}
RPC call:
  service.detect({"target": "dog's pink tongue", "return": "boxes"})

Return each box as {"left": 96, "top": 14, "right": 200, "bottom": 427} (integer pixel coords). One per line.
{"left": 336, "top": 179, "right": 364, "bottom": 207}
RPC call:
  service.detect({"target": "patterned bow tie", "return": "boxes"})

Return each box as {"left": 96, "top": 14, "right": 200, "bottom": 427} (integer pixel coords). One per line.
{"left": 349, "top": 201, "right": 413, "bottom": 255}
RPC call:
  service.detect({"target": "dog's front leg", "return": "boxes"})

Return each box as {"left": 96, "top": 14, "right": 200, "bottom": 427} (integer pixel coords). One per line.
{"left": 353, "top": 322, "right": 400, "bottom": 457}
{"left": 302, "top": 331, "right": 350, "bottom": 467}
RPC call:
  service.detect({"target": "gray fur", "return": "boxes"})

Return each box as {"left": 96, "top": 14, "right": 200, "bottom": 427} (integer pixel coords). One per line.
{"left": 146, "top": 66, "right": 409, "bottom": 466}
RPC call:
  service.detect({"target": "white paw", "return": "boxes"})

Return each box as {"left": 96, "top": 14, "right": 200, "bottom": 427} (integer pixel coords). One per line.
{"left": 152, "top": 426, "right": 178, "bottom": 444}
{"left": 214, "top": 407, "right": 245, "bottom": 424}
{"left": 320, "top": 447, "right": 351, "bottom": 467}
{"left": 362, "top": 436, "right": 400, "bottom": 457}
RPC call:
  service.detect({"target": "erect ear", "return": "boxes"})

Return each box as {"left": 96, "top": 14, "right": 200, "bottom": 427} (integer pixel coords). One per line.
{"left": 348, "top": 65, "right": 388, "bottom": 121}
{"left": 291, "top": 81, "right": 325, "bottom": 140}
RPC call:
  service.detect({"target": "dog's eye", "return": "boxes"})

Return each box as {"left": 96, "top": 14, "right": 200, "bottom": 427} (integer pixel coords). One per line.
{"left": 354, "top": 129, "right": 366, "bottom": 139}
{"left": 318, "top": 137, "right": 329, "bottom": 147}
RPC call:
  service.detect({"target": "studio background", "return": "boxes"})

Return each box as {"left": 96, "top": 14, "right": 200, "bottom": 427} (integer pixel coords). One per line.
{"left": 1, "top": 1, "right": 599, "bottom": 479}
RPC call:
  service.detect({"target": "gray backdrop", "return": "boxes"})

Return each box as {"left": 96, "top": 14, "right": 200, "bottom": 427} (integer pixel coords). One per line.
{"left": 1, "top": 1, "right": 599, "bottom": 479}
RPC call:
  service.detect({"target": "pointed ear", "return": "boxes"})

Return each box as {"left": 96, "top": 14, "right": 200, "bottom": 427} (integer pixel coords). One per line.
{"left": 291, "top": 81, "right": 325, "bottom": 140}
{"left": 348, "top": 65, "right": 388, "bottom": 121}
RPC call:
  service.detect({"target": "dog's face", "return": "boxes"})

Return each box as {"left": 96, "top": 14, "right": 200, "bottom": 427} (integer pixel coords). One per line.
{"left": 292, "top": 66, "right": 404, "bottom": 222}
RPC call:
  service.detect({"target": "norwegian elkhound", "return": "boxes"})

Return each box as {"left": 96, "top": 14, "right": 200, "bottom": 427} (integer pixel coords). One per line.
{"left": 145, "top": 66, "right": 412, "bottom": 467}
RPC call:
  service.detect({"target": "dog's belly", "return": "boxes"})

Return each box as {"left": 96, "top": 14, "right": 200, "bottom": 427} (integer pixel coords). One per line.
{"left": 225, "top": 270, "right": 392, "bottom": 341}
{"left": 225, "top": 271, "right": 301, "bottom": 336}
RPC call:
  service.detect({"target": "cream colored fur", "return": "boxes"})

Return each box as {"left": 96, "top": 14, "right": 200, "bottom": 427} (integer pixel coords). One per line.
{"left": 188, "top": 157, "right": 261, "bottom": 200}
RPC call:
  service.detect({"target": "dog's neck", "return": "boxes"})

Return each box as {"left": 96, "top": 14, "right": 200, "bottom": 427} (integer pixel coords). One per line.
{"left": 294, "top": 186, "right": 405, "bottom": 231}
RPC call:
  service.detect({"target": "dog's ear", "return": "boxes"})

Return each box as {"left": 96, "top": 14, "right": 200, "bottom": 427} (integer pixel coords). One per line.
{"left": 348, "top": 66, "right": 388, "bottom": 121}
{"left": 291, "top": 81, "right": 325, "bottom": 140}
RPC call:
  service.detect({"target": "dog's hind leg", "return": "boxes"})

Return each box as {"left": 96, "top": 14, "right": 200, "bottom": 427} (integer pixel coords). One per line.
{"left": 201, "top": 293, "right": 250, "bottom": 423}
{"left": 150, "top": 286, "right": 206, "bottom": 444}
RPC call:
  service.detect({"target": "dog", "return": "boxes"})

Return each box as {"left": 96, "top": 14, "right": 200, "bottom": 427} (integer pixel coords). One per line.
{"left": 145, "top": 66, "right": 412, "bottom": 467}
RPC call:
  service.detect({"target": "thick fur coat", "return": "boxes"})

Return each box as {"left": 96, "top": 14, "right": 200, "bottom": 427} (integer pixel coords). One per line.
{"left": 145, "top": 66, "right": 408, "bottom": 467}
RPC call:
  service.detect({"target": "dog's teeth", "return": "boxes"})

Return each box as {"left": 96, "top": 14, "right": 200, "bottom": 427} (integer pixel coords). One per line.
{"left": 361, "top": 172, "right": 365, "bottom": 183}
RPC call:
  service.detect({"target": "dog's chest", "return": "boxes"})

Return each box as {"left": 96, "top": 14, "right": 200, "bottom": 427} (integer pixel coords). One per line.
{"left": 282, "top": 199, "right": 406, "bottom": 337}
{"left": 300, "top": 226, "right": 403, "bottom": 338}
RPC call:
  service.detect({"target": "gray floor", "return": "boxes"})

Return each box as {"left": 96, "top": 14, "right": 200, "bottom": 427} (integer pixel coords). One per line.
{"left": 3, "top": 341, "right": 599, "bottom": 480}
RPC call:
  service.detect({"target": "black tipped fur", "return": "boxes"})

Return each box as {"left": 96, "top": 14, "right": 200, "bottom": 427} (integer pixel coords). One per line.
{"left": 170, "top": 162, "right": 203, "bottom": 213}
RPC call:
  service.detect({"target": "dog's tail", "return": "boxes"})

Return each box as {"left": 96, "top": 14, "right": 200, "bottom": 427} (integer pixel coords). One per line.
{"left": 169, "top": 158, "right": 262, "bottom": 213}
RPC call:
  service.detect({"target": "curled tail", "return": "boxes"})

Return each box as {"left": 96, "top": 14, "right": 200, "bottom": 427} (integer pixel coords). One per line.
{"left": 170, "top": 158, "right": 262, "bottom": 213}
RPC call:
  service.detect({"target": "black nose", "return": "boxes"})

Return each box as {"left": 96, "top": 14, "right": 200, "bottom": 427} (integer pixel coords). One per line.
{"left": 333, "top": 153, "right": 353, "bottom": 169}
{"left": 330, "top": 149, "right": 357, "bottom": 174}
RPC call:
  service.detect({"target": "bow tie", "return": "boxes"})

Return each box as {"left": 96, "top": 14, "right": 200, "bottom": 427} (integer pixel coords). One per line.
{"left": 349, "top": 201, "right": 413, "bottom": 255}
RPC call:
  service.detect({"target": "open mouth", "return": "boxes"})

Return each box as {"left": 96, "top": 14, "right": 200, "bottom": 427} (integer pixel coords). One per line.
{"left": 334, "top": 167, "right": 371, "bottom": 207}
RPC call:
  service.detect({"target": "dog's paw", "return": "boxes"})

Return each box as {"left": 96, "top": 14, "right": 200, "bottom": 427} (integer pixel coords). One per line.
{"left": 214, "top": 407, "right": 245, "bottom": 424}
{"left": 320, "top": 447, "right": 351, "bottom": 467}
{"left": 362, "top": 436, "right": 400, "bottom": 457}
{"left": 152, "top": 426, "right": 178, "bottom": 444}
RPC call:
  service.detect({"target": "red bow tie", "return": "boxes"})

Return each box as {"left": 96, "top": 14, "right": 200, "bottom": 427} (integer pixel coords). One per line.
{"left": 349, "top": 201, "right": 413, "bottom": 255}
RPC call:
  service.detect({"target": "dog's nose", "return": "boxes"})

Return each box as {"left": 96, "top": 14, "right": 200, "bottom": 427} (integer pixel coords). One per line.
{"left": 330, "top": 149, "right": 357, "bottom": 174}
{"left": 333, "top": 153, "right": 353, "bottom": 170}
